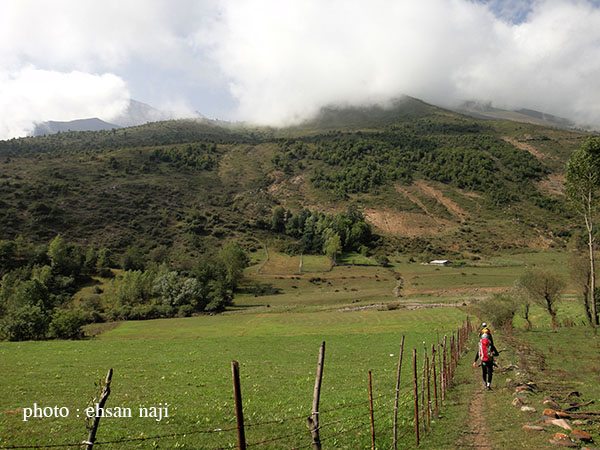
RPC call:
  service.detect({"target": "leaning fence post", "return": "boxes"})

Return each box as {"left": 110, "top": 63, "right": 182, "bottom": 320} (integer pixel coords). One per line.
{"left": 393, "top": 335, "right": 405, "bottom": 450}
{"left": 232, "top": 361, "right": 246, "bottom": 450}
{"left": 368, "top": 370, "right": 376, "bottom": 450}
{"left": 412, "top": 349, "right": 420, "bottom": 446}
{"left": 307, "top": 341, "right": 325, "bottom": 450}
{"left": 85, "top": 368, "right": 113, "bottom": 450}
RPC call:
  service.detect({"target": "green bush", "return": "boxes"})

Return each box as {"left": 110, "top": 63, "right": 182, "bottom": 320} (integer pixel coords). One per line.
{"left": 374, "top": 255, "right": 391, "bottom": 267}
{"left": 0, "top": 305, "right": 49, "bottom": 341}
{"left": 472, "top": 293, "right": 518, "bottom": 329}
{"left": 177, "top": 304, "right": 195, "bottom": 317}
{"left": 49, "top": 309, "right": 86, "bottom": 340}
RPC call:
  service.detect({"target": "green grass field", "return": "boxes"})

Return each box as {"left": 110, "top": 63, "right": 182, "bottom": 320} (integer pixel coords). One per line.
{"left": 0, "top": 307, "right": 467, "bottom": 449}
{"left": 1, "top": 248, "right": 596, "bottom": 449}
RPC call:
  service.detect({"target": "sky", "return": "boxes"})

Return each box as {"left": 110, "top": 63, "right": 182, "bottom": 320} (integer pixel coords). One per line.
{"left": 1, "top": 0, "right": 600, "bottom": 139}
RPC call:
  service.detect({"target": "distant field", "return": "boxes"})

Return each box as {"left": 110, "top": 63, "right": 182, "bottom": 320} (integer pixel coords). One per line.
{"left": 256, "top": 249, "right": 301, "bottom": 275}
{"left": 300, "top": 254, "right": 332, "bottom": 272}
{"left": 240, "top": 249, "right": 573, "bottom": 311}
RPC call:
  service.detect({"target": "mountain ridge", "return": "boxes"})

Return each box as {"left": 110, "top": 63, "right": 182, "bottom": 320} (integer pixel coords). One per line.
{"left": 0, "top": 96, "right": 589, "bottom": 261}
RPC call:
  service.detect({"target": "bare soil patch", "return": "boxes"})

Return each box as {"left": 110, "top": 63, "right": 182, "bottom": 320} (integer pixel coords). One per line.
{"left": 537, "top": 173, "right": 566, "bottom": 197}
{"left": 363, "top": 208, "right": 443, "bottom": 237}
{"left": 415, "top": 180, "right": 469, "bottom": 221}
{"left": 502, "top": 137, "right": 546, "bottom": 160}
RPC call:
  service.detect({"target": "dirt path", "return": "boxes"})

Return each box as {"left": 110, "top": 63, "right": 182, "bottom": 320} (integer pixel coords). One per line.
{"left": 463, "top": 386, "right": 494, "bottom": 449}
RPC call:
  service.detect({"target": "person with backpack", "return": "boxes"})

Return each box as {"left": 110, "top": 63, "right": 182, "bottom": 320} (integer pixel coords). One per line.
{"left": 478, "top": 322, "right": 498, "bottom": 354}
{"left": 473, "top": 329, "right": 499, "bottom": 390}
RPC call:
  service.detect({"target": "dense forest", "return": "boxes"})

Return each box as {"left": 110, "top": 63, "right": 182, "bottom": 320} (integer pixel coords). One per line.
{"left": 274, "top": 123, "right": 546, "bottom": 205}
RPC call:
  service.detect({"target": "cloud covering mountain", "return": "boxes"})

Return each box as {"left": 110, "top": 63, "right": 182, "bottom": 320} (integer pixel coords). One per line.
{"left": 1, "top": 0, "right": 600, "bottom": 139}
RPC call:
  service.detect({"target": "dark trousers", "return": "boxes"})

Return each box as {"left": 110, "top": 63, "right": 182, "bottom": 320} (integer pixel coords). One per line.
{"left": 481, "top": 360, "right": 493, "bottom": 384}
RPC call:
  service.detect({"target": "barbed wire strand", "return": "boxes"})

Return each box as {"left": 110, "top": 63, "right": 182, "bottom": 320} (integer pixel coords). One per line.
{"left": 0, "top": 444, "right": 82, "bottom": 450}
{"left": 1, "top": 390, "right": 412, "bottom": 449}
{"left": 245, "top": 412, "right": 309, "bottom": 428}
{"left": 246, "top": 427, "right": 311, "bottom": 448}
{"left": 0, "top": 425, "right": 239, "bottom": 450}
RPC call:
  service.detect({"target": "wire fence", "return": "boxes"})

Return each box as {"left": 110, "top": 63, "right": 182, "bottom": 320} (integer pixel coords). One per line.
{"left": 2, "top": 317, "right": 473, "bottom": 449}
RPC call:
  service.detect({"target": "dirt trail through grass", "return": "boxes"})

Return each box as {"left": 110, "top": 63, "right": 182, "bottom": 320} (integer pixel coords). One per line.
{"left": 461, "top": 374, "right": 493, "bottom": 449}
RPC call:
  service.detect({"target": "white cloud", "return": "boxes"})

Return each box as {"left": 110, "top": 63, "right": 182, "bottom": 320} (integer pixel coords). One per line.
{"left": 206, "top": 0, "right": 600, "bottom": 127}
{"left": 2, "top": 0, "right": 600, "bottom": 137}
{"left": 0, "top": 66, "right": 130, "bottom": 139}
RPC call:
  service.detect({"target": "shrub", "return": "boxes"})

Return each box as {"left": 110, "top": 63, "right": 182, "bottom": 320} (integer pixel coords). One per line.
{"left": 80, "top": 295, "right": 104, "bottom": 312}
{"left": 0, "top": 305, "right": 49, "bottom": 341}
{"left": 375, "top": 255, "right": 391, "bottom": 267}
{"left": 177, "top": 304, "right": 194, "bottom": 317}
{"left": 472, "top": 293, "right": 518, "bottom": 329}
{"left": 49, "top": 309, "right": 86, "bottom": 339}
{"left": 387, "top": 301, "right": 401, "bottom": 310}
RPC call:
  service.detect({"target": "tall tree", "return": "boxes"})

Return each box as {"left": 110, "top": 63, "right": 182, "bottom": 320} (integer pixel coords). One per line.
{"left": 568, "top": 235, "right": 595, "bottom": 325}
{"left": 565, "top": 137, "right": 600, "bottom": 325}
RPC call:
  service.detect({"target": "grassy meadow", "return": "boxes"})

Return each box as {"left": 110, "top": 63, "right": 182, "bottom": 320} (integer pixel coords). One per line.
{"left": 1, "top": 248, "right": 596, "bottom": 449}
{"left": 0, "top": 307, "right": 467, "bottom": 449}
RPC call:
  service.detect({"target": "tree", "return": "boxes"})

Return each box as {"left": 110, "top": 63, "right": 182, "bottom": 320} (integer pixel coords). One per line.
{"left": 323, "top": 233, "right": 342, "bottom": 264}
{"left": 271, "top": 206, "right": 286, "bottom": 232}
{"left": 96, "top": 248, "right": 112, "bottom": 277}
{"left": 47, "top": 235, "right": 69, "bottom": 274}
{"left": 218, "top": 241, "right": 249, "bottom": 290}
{"left": 518, "top": 270, "right": 566, "bottom": 328}
{"left": 568, "top": 235, "right": 595, "bottom": 325}
{"left": 565, "top": 137, "right": 600, "bottom": 325}
{"left": 121, "top": 245, "right": 146, "bottom": 271}
{"left": 83, "top": 247, "right": 98, "bottom": 275}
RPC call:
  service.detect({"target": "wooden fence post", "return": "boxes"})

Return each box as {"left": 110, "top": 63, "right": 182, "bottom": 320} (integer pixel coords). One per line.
{"left": 437, "top": 342, "right": 442, "bottom": 402}
{"left": 421, "top": 343, "right": 426, "bottom": 431}
{"left": 307, "top": 342, "right": 325, "bottom": 450}
{"left": 85, "top": 368, "right": 113, "bottom": 450}
{"left": 431, "top": 344, "right": 438, "bottom": 412}
{"left": 413, "top": 349, "right": 419, "bottom": 446}
{"left": 393, "top": 335, "right": 405, "bottom": 450}
{"left": 426, "top": 352, "right": 431, "bottom": 427}
{"left": 232, "top": 361, "right": 246, "bottom": 450}
{"left": 442, "top": 336, "right": 447, "bottom": 397}
{"left": 368, "top": 370, "right": 375, "bottom": 450}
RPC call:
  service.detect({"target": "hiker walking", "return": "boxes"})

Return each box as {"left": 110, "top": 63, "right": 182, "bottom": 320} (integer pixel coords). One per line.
{"left": 478, "top": 322, "right": 498, "bottom": 354}
{"left": 473, "top": 325, "right": 499, "bottom": 390}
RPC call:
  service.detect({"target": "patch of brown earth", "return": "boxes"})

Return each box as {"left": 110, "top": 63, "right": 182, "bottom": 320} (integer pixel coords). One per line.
{"left": 403, "top": 286, "right": 510, "bottom": 296}
{"left": 394, "top": 184, "right": 442, "bottom": 222}
{"left": 461, "top": 190, "right": 483, "bottom": 199}
{"left": 502, "top": 137, "right": 546, "bottom": 159}
{"left": 363, "top": 209, "right": 445, "bottom": 237}
{"left": 538, "top": 173, "right": 566, "bottom": 197}
{"left": 415, "top": 180, "right": 469, "bottom": 221}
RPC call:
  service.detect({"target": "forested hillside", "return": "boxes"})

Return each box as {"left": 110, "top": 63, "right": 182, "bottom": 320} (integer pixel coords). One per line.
{"left": 0, "top": 97, "right": 588, "bottom": 262}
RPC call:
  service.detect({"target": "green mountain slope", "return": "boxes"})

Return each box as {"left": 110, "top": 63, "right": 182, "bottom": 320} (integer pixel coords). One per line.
{"left": 0, "top": 97, "right": 590, "bottom": 259}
